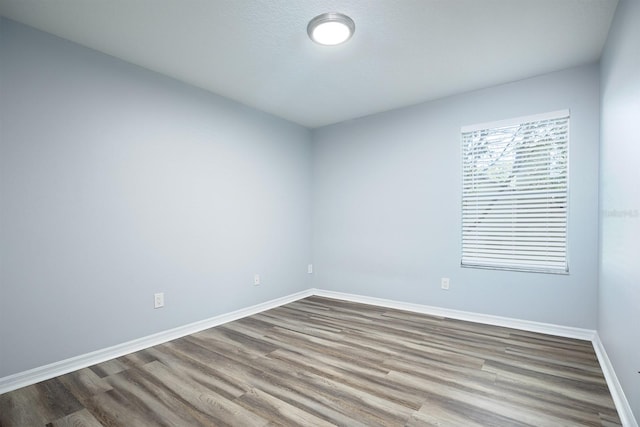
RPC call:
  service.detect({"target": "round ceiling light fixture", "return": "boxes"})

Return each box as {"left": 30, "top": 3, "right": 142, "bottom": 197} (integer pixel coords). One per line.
{"left": 307, "top": 12, "right": 355, "bottom": 46}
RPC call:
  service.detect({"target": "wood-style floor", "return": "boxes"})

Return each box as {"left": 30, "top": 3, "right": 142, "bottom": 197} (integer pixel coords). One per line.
{"left": 0, "top": 296, "right": 621, "bottom": 426}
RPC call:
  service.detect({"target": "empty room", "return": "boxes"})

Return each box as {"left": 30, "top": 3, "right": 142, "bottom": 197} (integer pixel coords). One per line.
{"left": 0, "top": 1, "right": 638, "bottom": 426}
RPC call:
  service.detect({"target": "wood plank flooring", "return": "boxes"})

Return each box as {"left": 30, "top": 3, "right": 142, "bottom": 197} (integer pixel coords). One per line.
{"left": 0, "top": 296, "right": 622, "bottom": 426}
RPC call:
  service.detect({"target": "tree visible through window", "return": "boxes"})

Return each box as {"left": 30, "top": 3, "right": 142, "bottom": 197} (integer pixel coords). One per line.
{"left": 461, "top": 110, "right": 569, "bottom": 273}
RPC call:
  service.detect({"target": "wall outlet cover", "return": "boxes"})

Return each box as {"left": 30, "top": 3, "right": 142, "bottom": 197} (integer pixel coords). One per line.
{"left": 154, "top": 292, "right": 164, "bottom": 308}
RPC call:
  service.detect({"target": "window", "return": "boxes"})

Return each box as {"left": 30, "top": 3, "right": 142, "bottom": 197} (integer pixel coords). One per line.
{"left": 461, "top": 110, "right": 569, "bottom": 274}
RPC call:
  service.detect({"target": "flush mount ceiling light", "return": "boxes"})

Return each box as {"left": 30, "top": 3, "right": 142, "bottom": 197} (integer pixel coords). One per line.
{"left": 307, "top": 12, "right": 355, "bottom": 46}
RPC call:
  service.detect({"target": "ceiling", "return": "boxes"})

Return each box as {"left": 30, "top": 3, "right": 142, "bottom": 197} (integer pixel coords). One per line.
{"left": 0, "top": 0, "right": 618, "bottom": 128}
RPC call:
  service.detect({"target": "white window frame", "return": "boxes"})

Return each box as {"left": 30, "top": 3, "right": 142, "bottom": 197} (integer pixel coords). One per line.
{"left": 461, "top": 110, "right": 570, "bottom": 274}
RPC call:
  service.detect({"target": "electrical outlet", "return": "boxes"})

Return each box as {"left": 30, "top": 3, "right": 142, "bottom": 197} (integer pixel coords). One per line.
{"left": 154, "top": 292, "right": 164, "bottom": 308}
{"left": 441, "top": 278, "right": 450, "bottom": 290}
{"left": 308, "top": 264, "right": 313, "bottom": 274}
{"left": 254, "top": 274, "right": 260, "bottom": 286}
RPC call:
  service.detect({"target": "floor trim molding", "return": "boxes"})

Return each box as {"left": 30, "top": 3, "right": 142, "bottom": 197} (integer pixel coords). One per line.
{"left": 311, "top": 289, "right": 637, "bottom": 426}
{"left": 0, "top": 289, "right": 313, "bottom": 395}
{"left": 1, "top": 287, "right": 636, "bottom": 426}
{"left": 592, "top": 333, "right": 639, "bottom": 427}
{"left": 311, "top": 289, "right": 596, "bottom": 340}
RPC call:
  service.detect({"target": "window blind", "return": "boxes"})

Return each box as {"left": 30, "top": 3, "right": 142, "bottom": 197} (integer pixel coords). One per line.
{"left": 461, "top": 110, "right": 569, "bottom": 273}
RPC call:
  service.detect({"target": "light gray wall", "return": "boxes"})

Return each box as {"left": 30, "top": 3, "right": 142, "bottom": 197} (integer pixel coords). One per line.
{"left": 312, "top": 65, "right": 601, "bottom": 328}
{"left": 599, "top": 0, "right": 640, "bottom": 420}
{"left": 0, "top": 19, "right": 312, "bottom": 377}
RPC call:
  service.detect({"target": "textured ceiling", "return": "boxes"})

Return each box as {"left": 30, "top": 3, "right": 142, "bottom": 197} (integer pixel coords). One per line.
{"left": 0, "top": 0, "right": 618, "bottom": 128}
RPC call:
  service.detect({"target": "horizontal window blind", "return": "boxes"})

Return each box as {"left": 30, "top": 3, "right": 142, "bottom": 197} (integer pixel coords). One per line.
{"left": 461, "top": 111, "right": 569, "bottom": 273}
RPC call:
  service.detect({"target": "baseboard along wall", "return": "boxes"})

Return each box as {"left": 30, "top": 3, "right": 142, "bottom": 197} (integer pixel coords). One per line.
{"left": 0, "top": 288, "right": 636, "bottom": 426}
{"left": 311, "top": 289, "right": 637, "bottom": 427}
{"left": 0, "top": 289, "right": 314, "bottom": 395}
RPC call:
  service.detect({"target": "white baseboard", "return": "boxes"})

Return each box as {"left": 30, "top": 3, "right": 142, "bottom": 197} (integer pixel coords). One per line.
{"left": 311, "top": 288, "right": 597, "bottom": 340}
{"left": 311, "top": 289, "right": 637, "bottom": 426}
{"left": 592, "top": 333, "right": 638, "bottom": 427}
{"left": 2, "top": 287, "right": 636, "bottom": 427}
{"left": 312, "top": 289, "right": 639, "bottom": 427}
{"left": 0, "top": 289, "right": 313, "bottom": 395}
